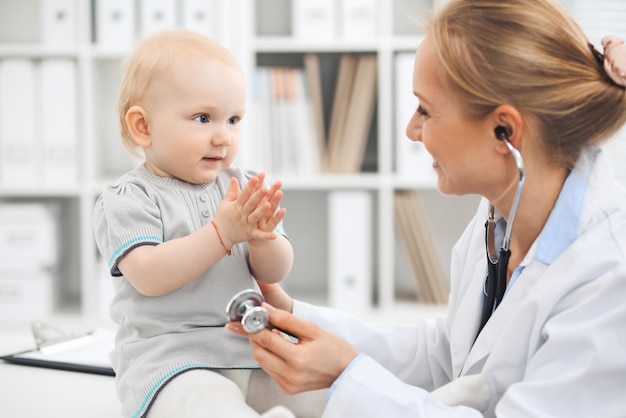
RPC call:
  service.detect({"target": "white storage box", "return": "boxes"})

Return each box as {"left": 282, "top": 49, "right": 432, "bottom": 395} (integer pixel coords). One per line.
{"left": 0, "top": 203, "right": 58, "bottom": 272}
{"left": 0, "top": 274, "right": 54, "bottom": 320}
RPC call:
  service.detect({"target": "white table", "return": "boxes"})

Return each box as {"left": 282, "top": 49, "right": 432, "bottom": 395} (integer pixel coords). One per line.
{"left": 0, "top": 320, "right": 120, "bottom": 417}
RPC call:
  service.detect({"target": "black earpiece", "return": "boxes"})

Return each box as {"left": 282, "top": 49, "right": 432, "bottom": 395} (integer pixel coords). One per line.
{"left": 495, "top": 126, "right": 509, "bottom": 141}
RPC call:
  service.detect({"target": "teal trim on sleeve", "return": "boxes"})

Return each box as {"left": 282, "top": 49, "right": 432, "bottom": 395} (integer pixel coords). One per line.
{"left": 108, "top": 235, "right": 163, "bottom": 268}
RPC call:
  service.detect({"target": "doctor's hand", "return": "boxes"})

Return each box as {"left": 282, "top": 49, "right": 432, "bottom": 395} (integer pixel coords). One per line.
{"left": 226, "top": 303, "right": 359, "bottom": 394}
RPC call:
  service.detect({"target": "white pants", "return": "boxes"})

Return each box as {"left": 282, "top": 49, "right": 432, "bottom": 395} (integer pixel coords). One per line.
{"left": 147, "top": 368, "right": 326, "bottom": 418}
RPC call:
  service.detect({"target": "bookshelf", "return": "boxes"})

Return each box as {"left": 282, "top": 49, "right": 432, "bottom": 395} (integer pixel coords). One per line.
{"left": 0, "top": 0, "right": 483, "bottom": 322}
{"left": 246, "top": 0, "right": 481, "bottom": 314}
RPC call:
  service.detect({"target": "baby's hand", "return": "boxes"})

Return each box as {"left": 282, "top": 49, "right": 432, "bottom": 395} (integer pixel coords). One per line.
{"left": 214, "top": 173, "right": 285, "bottom": 246}
{"left": 256, "top": 178, "right": 286, "bottom": 233}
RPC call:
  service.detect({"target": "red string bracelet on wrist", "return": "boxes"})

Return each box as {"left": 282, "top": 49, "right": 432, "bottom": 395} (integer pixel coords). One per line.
{"left": 210, "top": 220, "right": 232, "bottom": 256}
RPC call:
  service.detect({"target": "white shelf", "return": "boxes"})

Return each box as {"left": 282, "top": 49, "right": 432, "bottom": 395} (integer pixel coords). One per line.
{"left": 0, "top": 45, "right": 84, "bottom": 57}
{"left": 253, "top": 36, "right": 425, "bottom": 54}
{"left": 253, "top": 38, "right": 383, "bottom": 53}
{"left": 0, "top": 186, "right": 82, "bottom": 197}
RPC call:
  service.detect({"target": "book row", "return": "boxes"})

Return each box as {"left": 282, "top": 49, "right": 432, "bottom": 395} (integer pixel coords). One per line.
{"left": 327, "top": 190, "right": 448, "bottom": 315}
{"left": 240, "top": 51, "right": 438, "bottom": 183}
{"left": 0, "top": 51, "right": 441, "bottom": 188}
{"left": 243, "top": 53, "right": 377, "bottom": 176}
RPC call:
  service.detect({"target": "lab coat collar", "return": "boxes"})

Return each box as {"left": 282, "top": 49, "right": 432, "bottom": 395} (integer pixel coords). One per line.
{"left": 450, "top": 251, "right": 489, "bottom": 375}
{"left": 456, "top": 148, "right": 607, "bottom": 376}
{"left": 459, "top": 259, "right": 550, "bottom": 376}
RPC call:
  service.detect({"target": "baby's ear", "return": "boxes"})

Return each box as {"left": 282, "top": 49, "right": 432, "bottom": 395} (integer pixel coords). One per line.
{"left": 125, "top": 105, "right": 151, "bottom": 147}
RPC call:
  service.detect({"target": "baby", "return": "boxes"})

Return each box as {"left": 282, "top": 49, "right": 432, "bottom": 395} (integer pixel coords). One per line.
{"left": 93, "top": 29, "right": 324, "bottom": 418}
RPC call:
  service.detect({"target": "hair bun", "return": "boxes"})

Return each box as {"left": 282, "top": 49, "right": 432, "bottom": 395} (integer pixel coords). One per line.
{"left": 601, "top": 35, "right": 626, "bottom": 87}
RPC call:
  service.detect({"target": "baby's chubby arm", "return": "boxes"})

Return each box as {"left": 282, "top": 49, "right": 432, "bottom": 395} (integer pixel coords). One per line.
{"left": 212, "top": 172, "right": 294, "bottom": 284}
{"left": 245, "top": 176, "right": 294, "bottom": 284}
{"left": 117, "top": 173, "right": 291, "bottom": 296}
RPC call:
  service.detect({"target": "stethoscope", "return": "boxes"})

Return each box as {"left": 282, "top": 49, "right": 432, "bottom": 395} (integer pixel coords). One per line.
{"left": 476, "top": 126, "right": 525, "bottom": 338}
{"left": 226, "top": 289, "right": 299, "bottom": 342}
{"left": 227, "top": 128, "right": 525, "bottom": 341}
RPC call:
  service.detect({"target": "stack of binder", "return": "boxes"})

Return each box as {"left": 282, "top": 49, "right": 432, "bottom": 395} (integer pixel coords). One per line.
{"left": 328, "top": 191, "right": 373, "bottom": 314}
{"left": 292, "top": 0, "right": 379, "bottom": 40}
{"left": 0, "top": 59, "right": 78, "bottom": 187}
{"left": 0, "top": 204, "right": 60, "bottom": 319}
{"left": 94, "top": 0, "right": 222, "bottom": 51}
{"left": 246, "top": 65, "right": 321, "bottom": 175}
{"left": 0, "top": 1, "right": 79, "bottom": 187}
{"left": 41, "top": 0, "right": 77, "bottom": 47}
{"left": 394, "top": 191, "right": 449, "bottom": 304}
{"left": 245, "top": 52, "right": 377, "bottom": 175}
{"left": 325, "top": 53, "right": 378, "bottom": 173}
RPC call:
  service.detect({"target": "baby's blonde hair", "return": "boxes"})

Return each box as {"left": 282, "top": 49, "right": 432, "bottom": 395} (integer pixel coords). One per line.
{"left": 118, "top": 29, "right": 240, "bottom": 155}
{"left": 429, "top": 0, "right": 626, "bottom": 169}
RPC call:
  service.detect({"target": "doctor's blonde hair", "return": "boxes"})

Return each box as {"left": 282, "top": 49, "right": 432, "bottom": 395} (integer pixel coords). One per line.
{"left": 117, "top": 29, "right": 241, "bottom": 156}
{"left": 429, "top": 0, "right": 626, "bottom": 169}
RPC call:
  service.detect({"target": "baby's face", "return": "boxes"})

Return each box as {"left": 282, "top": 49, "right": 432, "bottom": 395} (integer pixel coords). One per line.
{"left": 141, "top": 54, "right": 246, "bottom": 184}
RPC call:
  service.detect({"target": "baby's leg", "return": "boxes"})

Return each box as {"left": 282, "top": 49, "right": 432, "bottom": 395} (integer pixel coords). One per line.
{"left": 148, "top": 369, "right": 294, "bottom": 418}
{"left": 246, "top": 369, "right": 327, "bottom": 418}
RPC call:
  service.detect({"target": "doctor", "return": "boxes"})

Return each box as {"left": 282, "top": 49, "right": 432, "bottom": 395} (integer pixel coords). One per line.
{"left": 228, "top": 0, "right": 626, "bottom": 416}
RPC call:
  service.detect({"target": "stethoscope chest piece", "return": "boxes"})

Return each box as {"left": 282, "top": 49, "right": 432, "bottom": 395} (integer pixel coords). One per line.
{"left": 226, "top": 289, "right": 269, "bottom": 333}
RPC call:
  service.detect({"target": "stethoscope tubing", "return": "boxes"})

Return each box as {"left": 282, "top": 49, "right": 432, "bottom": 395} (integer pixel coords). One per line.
{"left": 502, "top": 139, "right": 525, "bottom": 252}
{"left": 477, "top": 138, "right": 525, "bottom": 338}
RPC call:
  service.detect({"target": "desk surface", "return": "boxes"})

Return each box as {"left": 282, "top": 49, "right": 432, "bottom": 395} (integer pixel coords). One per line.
{"left": 0, "top": 305, "right": 448, "bottom": 417}
{"left": 0, "top": 320, "right": 120, "bottom": 418}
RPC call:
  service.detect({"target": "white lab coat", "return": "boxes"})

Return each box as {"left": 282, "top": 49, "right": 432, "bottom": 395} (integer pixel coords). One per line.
{"left": 294, "top": 148, "right": 626, "bottom": 417}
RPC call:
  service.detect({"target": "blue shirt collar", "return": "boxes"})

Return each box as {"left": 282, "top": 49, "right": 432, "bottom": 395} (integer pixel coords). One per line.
{"left": 498, "top": 150, "right": 592, "bottom": 297}
{"left": 533, "top": 153, "right": 592, "bottom": 264}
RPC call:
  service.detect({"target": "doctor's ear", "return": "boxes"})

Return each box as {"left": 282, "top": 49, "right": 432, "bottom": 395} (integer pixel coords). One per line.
{"left": 125, "top": 105, "right": 151, "bottom": 148}
{"left": 491, "top": 104, "right": 523, "bottom": 147}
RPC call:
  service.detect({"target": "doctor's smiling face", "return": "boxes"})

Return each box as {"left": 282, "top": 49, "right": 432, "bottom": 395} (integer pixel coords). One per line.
{"left": 406, "top": 36, "right": 495, "bottom": 197}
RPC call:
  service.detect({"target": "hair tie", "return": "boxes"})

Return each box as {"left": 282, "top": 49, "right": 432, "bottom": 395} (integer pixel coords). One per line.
{"left": 601, "top": 35, "right": 626, "bottom": 88}
{"left": 588, "top": 42, "right": 604, "bottom": 66}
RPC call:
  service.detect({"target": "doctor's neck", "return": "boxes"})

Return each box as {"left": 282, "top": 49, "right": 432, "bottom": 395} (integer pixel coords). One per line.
{"left": 503, "top": 162, "right": 568, "bottom": 267}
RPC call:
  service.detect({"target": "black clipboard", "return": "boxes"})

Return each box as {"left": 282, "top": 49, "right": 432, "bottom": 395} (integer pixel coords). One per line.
{"left": 0, "top": 323, "right": 115, "bottom": 377}
{"left": 1, "top": 351, "right": 115, "bottom": 376}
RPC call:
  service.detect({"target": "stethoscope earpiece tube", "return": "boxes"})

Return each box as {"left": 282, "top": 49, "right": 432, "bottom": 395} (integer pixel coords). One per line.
{"left": 477, "top": 258, "right": 498, "bottom": 336}
{"left": 476, "top": 135, "right": 525, "bottom": 341}
{"left": 494, "top": 249, "right": 510, "bottom": 307}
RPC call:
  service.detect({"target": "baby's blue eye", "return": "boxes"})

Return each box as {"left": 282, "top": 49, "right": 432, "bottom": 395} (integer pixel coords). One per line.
{"left": 194, "top": 114, "right": 209, "bottom": 123}
{"left": 228, "top": 116, "right": 240, "bottom": 125}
